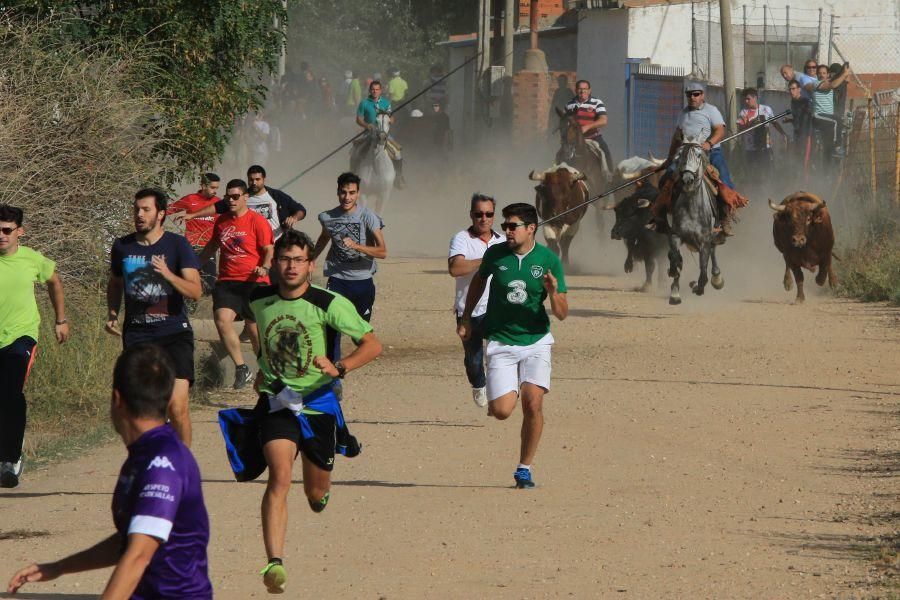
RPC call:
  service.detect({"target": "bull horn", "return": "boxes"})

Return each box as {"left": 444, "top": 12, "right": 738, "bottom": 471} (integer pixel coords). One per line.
{"left": 648, "top": 150, "right": 658, "bottom": 162}
{"left": 637, "top": 198, "right": 651, "bottom": 208}
{"left": 620, "top": 171, "right": 639, "bottom": 181}
{"left": 768, "top": 198, "right": 786, "bottom": 212}
{"left": 528, "top": 170, "right": 545, "bottom": 181}
{"left": 603, "top": 203, "right": 617, "bottom": 210}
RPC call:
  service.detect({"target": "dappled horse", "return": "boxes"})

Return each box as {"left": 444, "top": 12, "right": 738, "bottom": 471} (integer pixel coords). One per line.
{"left": 667, "top": 136, "right": 725, "bottom": 305}
{"left": 352, "top": 110, "right": 395, "bottom": 214}
{"left": 555, "top": 107, "right": 613, "bottom": 233}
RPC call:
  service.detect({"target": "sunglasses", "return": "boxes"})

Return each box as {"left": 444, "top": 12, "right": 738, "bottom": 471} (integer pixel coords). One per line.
{"left": 225, "top": 193, "right": 245, "bottom": 200}
{"left": 0, "top": 226, "right": 17, "bottom": 235}
{"left": 686, "top": 91, "right": 703, "bottom": 97}
{"left": 501, "top": 222, "right": 529, "bottom": 231}
{"left": 471, "top": 211, "right": 494, "bottom": 218}
{"left": 805, "top": 65, "right": 817, "bottom": 70}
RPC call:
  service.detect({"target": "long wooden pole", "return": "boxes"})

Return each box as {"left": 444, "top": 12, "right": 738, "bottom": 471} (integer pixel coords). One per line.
{"left": 868, "top": 97, "right": 877, "bottom": 204}
{"left": 720, "top": 0, "right": 737, "bottom": 136}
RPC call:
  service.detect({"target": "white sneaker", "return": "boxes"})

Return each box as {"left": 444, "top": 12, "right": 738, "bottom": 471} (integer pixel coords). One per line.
{"left": 0, "top": 459, "right": 22, "bottom": 488}
{"left": 472, "top": 387, "right": 488, "bottom": 408}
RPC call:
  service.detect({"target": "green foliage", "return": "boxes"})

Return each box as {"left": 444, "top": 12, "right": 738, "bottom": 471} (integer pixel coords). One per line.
{"left": 836, "top": 207, "right": 900, "bottom": 305}
{"left": 3, "top": 1, "right": 288, "bottom": 184}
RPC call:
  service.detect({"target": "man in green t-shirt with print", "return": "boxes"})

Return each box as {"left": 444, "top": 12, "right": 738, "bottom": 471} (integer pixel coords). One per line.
{"left": 0, "top": 205, "right": 69, "bottom": 488}
{"left": 458, "top": 202, "right": 568, "bottom": 489}
{"left": 243, "top": 230, "right": 382, "bottom": 594}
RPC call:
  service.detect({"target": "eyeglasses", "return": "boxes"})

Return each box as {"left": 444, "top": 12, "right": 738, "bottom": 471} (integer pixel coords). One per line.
{"left": 686, "top": 91, "right": 703, "bottom": 98}
{"left": 277, "top": 256, "right": 310, "bottom": 265}
{"left": 471, "top": 211, "right": 494, "bottom": 218}
{"left": 805, "top": 64, "right": 817, "bottom": 70}
{"left": 225, "top": 193, "right": 245, "bottom": 200}
{"left": 501, "top": 222, "right": 530, "bottom": 231}
{"left": 0, "top": 226, "right": 17, "bottom": 235}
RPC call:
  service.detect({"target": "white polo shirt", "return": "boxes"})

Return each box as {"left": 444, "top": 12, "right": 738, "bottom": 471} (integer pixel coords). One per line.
{"left": 449, "top": 228, "right": 504, "bottom": 317}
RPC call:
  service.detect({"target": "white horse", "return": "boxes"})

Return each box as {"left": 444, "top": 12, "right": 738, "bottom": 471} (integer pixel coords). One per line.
{"left": 356, "top": 111, "right": 395, "bottom": 215}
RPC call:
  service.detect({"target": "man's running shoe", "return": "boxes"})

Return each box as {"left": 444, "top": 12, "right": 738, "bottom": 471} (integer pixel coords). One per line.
{"left": 260, "top": 560, "right": 286, "bottom": 594}
{"left": 0, "top": 460, "right": 22, "bottom": 488}
{"left": 233, "top": 364, "right": 252, "bottom": 390}
{"left": 472, "top": 387, "right": 488, "bottom": 408}
{"left": 514, "top": 467, "right": 535, "bottom": 489}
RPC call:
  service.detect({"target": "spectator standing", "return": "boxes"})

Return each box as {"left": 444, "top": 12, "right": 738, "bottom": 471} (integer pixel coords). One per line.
{"left": 737, "top": 88, "right": 788, "bottom": 178}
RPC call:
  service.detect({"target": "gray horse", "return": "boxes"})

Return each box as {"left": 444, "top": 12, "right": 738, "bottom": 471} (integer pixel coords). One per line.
{"left": 353, "top": 110, "right": 395, "bottom": 214}
{"left": 666, "top": 136, "right": 724, "bottom": 305}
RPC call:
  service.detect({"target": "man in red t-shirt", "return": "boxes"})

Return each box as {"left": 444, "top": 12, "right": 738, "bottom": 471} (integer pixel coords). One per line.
{"left": 168, "top": 173, "right": 220, "bottom": 292}
{"left": 199, "top": 179, "right": 274, "bottom": 389}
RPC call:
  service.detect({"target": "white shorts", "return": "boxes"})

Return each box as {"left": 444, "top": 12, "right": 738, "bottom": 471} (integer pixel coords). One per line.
{"left": 485, "top": 334, "right": 554, "bottom": 401}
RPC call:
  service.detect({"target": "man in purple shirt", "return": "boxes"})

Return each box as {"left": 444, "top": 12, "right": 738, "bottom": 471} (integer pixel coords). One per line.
{"left": 7, "top": 344, "right": 212, "bottom": 599}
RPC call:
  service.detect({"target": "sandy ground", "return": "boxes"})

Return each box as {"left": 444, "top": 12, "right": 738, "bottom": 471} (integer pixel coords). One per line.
{"left": 3, "top": 152, "right": 900, "bottom": 598}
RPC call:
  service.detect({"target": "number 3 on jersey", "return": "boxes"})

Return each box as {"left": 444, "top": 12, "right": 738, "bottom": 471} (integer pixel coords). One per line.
{"left": 506, "top": 279, "right": 527, "bottom": 304}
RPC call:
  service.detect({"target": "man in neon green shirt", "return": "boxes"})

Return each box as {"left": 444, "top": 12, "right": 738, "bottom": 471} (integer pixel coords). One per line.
{"left": 0, "top": 205, "right": 69, "bottom": 488}
{"left": 245, "top": 230, "right": 382, "bottom": 594}
{"left": 458, "top": 203, "right": 568, "bottom": 489}
{"left": 386, "top": 67, "right": 408, "bottom": 103}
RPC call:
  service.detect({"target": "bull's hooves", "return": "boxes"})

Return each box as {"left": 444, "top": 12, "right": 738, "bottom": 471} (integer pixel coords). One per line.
{"left": 692, "top": 287, "right": 705, "bottom": 296}
{"left": 669, "top": 296, "right": 682, "bottom": 305}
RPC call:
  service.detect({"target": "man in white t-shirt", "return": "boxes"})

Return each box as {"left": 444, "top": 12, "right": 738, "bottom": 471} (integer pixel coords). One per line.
{"left": 448, "top": 194, "right": 503, "bottom": 408}
{"left": 737, "top": 87, "right": 788, "bottom": 179}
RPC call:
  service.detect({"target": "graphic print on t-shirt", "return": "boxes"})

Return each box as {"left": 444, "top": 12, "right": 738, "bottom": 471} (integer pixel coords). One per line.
{"left": 329, "top": 221, "right": 363, "bottom": 263}
{"left": 217, "top": 224, "right": 251, "bottom": 262}
{"left": 122, "top": 255, "right": 173, "bottom": 324}
{"left": 264, "top": 313, "right": 314, "bottom": 380}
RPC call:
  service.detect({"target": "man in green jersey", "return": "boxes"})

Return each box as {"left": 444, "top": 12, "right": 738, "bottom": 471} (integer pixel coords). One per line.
{"left": 458, "top": 203, "right": 568, "bottom": 489}
{"left": 244, "top": 230, "right": 382, "bottom": 594}
{"left": 0, "top": 205, "right": 69, "bottom": 488}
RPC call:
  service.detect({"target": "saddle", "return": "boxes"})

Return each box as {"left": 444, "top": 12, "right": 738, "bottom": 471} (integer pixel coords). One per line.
{"left": 653, "top": 164, "right": 748, "bottom": 219}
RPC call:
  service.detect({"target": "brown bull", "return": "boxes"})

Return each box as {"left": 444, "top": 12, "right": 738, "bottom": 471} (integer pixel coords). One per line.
{"left": 770, "top": 192, "right": 837, "bottom": 303}
{"left": 529, "top": 163, "right": 589, "bottom": 267}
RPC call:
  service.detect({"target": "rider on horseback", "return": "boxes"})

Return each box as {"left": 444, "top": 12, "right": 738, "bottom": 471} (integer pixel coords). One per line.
{"left": 564, "top": 80, "right": 614, "bottom": 172}
{"left": 355, "top": 80, "right": 406, "bottom": 189}
{"left": 655, "top": 81, "right": 744, "bottom": 240}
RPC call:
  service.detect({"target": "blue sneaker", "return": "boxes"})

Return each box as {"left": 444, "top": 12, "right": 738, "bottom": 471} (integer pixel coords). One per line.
{"left": 514, "top": 467, "right": 535, "bottom": 489}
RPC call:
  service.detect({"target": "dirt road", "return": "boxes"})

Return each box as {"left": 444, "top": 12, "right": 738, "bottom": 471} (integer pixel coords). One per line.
{"left": 2, "top": 250, "right": 899, "bottom": 598}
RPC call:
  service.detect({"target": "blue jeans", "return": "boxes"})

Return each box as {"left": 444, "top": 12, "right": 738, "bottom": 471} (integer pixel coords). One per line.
{"left": 708, "top": 147, "right": 734, "bottom": 188}
{"left": 457, "top": 314, "right": 487, "bottom": 389}
{"left": 326, "top": 277, "right": 376, "bottom": 361}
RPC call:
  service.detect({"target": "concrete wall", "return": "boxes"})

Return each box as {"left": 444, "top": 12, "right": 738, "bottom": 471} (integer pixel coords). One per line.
{"left": 576, "top": 9, "right": 630, "bottom": 156}
{"left": 626, "top": 4, "right": 694, "bottom": 70}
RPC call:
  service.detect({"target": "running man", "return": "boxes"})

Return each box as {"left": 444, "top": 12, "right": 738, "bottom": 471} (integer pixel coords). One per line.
{"left": 458, "top": 203, "right": 568, "bottom": 489}
{"left": 245, "top": 230, "right": 382, "bottom": 593}
{"left": 448, "top": 193, "right": 503, "bottom": 408}
{"left": 0, "top": 205, "right": 69, "bottom": 488}
{"left": 7, "top": 344, "right": 212, "bottom": 598}
{"left": 167, "top": 172, "right": 221, "bottom": 292}
{"left": 314, "top": 171, "right": 386, "bottom": 362}
{"left": 198, "top": 179, "right": 274, "bottom": 389}
{"left": 107, "top": 189, "right": 201, "bottom": 446}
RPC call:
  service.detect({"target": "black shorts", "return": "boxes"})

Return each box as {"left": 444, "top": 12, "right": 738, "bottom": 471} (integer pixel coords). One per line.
{"left": 258, "top": 401, "right": 336, "bottom": 472}
{"left": 125, "top": 330, "right": 194, "bottom": 384}
{"left": 213, "top": 281, "right": 257, "bottom": 318}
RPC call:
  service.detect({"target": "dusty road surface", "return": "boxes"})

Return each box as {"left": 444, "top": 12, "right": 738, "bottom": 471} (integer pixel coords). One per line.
{"left": 2, "top": 250, "right": 898, "bottom": 599}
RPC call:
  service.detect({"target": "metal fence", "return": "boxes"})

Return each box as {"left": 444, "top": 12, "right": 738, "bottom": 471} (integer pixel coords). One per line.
{"left": 626, "top": 64, "right": 686, "bottom": 158}
{"left": 837, "top": 100, "right": 900, "bottom": 207}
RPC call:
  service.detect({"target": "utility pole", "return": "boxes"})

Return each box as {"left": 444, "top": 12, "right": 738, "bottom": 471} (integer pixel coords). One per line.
{"left": 719, "top": 0, "right": 737, "bottom": 137}
{"left": 504, "top": 0, "right": 515, "bottom": 133}
{"left": 475, "top": 0, "right": 491, "bottom": 135}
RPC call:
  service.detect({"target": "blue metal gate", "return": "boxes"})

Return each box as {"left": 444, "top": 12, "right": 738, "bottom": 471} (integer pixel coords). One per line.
{"left": 626, "top": 64, "right": 686, "bottom": 158}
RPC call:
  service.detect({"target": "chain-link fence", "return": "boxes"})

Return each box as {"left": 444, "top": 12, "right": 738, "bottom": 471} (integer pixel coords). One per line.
{"left": 836, "top": 100, "right": 899, "bottom": 208}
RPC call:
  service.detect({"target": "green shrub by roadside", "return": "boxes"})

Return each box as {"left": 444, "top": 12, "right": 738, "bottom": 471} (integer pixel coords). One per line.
{"left": 836, "top": 208, "right": 900, "bottom": 306}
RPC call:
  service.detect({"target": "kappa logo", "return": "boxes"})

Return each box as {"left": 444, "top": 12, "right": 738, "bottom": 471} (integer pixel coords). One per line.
{"left": 498, "top": 265, "right": 508, "bottom": 271}
{"left": 530, "top": 265, "right": 545, "bottom": 279}
{"left": 147, "top": 456, "right": 176, "bottom": 471}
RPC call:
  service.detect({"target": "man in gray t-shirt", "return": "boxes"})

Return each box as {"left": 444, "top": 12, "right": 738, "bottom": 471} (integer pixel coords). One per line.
{"left": 314, "top": 171, "right": 387, "bottom": 360}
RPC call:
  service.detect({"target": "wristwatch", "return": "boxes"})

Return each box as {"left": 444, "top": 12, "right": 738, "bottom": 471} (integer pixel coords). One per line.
{"left": 335, "top": 361, "right": 347, "bottom": 379}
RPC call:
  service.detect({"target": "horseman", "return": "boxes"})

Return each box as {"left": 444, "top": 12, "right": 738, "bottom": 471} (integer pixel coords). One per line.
{"left": 655, "top": 81, "right": 744, "bottom": 239}
{"left": 354, "top": 80, "right": 406, "bottom": 189}
{"left": 564, "top": 79, "right": 614, "bottom": 172}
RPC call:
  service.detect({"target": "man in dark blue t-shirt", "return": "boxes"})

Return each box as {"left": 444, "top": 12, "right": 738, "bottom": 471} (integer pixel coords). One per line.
{"left": 7, "top": 344, "right": 212, "bottom": 599}
{"left": 107, "top": 188, "right": 202, "bottom": 446}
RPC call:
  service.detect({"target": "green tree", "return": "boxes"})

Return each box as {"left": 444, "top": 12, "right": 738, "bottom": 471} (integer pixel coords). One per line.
{"left": 3, "top": 1, "right": 289, "bottom": 184}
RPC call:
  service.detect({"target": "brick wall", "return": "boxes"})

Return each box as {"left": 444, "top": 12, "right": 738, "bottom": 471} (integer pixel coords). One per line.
{"left": 847, "top": 73, "right": 900, "bottom": 100}
{"left": 512, "top": 69, "right": 577, "bottom": 142}
{"left": 519, "top": 0, "right": 566, "bottom": 29}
